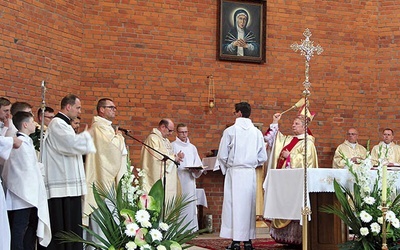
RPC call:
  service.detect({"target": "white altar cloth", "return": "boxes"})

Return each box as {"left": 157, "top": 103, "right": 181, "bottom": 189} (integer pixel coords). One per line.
{"left": 264, "top": 168, "right": 400, "bottom": 223}
{"left": 263, "top": 168, "right": 354, "bottom": 222}
{"left": 196, "top": 188, "right": 208, "bottom": 208}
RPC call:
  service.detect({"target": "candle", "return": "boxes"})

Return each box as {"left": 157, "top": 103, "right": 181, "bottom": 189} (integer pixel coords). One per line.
{"left": 382, "top": 165, "right": 387, "bottom": 202}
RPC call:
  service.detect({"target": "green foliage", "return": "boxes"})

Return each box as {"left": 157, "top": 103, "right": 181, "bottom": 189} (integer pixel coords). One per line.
{"left": 320, "top": 152, "right": 400, "bottom": 250}
{"left": 58, "top": 169, "right": 202, "bottom": 250}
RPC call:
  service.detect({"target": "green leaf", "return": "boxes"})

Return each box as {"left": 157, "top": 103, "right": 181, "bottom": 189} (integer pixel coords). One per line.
{"left": 148, "top": 179, "right": 164, "bottom": 213}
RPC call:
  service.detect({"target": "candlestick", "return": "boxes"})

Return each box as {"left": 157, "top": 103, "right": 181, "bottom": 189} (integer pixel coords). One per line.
{"left": 382, "top": 204, "right": 388, "bottom": 250}
{"left": 382, "top": 165, "right": 387, "bottom": 202}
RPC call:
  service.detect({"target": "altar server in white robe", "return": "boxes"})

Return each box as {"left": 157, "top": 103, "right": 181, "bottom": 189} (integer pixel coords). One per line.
{"left": 216, "top": 102, "right": 267, "bottom": 250}
{"left": 172, "top": 123, "right": 203, "bottom": 232}
{"left": 0, "top": 135, "right": 21, "bottom": 250}
{"left": 2, "top": 111, "right": 51, "bottom": 248}
{"left": 40, "top": 94, "right": 96, "bottom": 250}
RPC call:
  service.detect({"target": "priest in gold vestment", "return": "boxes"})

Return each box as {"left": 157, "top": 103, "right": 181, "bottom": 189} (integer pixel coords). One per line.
{"left": 83, "top": 98, "right": 128, "bottom": 247}
{"left": 332, "top": 128, "right": 367, "bottom": 168}
{"left": 371, "top": 128, "right": 400, "bottom": 166}
{"left": 263, "top": 112, "right": 318, "bottom": 245}
{"left": 140, "top": 119, "right": 184, "bottom": 201}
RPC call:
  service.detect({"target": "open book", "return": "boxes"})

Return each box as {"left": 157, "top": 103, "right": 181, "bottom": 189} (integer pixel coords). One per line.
{"left": 185, "top": 165, "right": 207, "bottom": 170}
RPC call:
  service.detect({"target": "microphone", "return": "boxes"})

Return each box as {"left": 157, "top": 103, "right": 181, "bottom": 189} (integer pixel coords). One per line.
{"left": 112, "top": 125, "right": 131, "bottom": 134}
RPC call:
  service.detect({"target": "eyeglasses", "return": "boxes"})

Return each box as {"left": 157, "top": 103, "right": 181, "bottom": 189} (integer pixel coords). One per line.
{"left": 177, "top": 131, "right": 188, "bottom": 134}
{"left": 347, "top": 133, "right": 358, "bottom": 136}
{"left": 102, "top": 106, "right": 117, "bottom": 111}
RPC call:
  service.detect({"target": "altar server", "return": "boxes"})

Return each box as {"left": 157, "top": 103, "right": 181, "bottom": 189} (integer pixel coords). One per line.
{"left": 216, "top": 102, "right": 267, "bottom": 250}
{"left": 0, "top": 135, "right": 21, "bottom": 250}
{"left": 172, "top": 123, "right": 203, "bottom": 231}
{"left": 2, "top": 111, "right": 51, "bottom": 248}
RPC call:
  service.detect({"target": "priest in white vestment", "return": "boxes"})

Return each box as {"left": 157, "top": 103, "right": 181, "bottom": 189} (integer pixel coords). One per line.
{"left": 2, "top": 112, "right": 51, "bottom": 248}
{"left": 216, "top": 102, "right": 267, "bottom": 250}
{"left": 332, "top": 127, "right": 367, "bottom": 168}
{"left": 83, "top": 98, "right": 127, "bottom": 247}
{"left": 41, "top": 94, "right": 96, "bottom": 250}
{"left": 371, "top": 128, "right": 400, "bottom": 166}
{"left": 262, "top": 111, "right": 318, "bottom": 245}
{"left": 172, "top": 123, "right": 203, "bottom": 232}
{"left": 140, "top": 119, "right": 184, "bottom": 202}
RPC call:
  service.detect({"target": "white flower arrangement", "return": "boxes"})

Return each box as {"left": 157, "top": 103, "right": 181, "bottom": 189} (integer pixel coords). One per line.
{"left": 58, "top": 160, "right": 200, "bottom": 249}
{"left": 321, "top": 147, "right": 400, "bottom": 250}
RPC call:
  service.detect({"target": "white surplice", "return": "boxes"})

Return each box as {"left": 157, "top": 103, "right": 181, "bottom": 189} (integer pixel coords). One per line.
{"left": 172, "top": 137, "right": 203, "bottom": 231}
{"left": 217, "top": 118, "right": 268, "bottom": 241}
{"left": 0, "top": 136, "right": 13, "bottom": 250}
{"left": 2, "top": 133, "right": 51, "bottom": 246}
{"left": 42, "top": 114, "right": 96, "bottom": 198}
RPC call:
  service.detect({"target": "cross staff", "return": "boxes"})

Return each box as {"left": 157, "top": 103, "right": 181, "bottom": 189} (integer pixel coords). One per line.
{"left": 291, "top": 28, "right": 323, "bottom": 250}
{"left": 291, "top": 28, "right": 323, "bottom": 90}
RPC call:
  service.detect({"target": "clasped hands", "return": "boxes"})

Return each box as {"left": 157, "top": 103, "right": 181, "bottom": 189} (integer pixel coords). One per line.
{"left": 233, "top": 39, "right": 249, "bottom": 48}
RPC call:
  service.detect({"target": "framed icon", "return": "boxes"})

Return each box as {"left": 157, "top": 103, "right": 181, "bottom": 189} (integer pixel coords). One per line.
{"left": 218, "top": 0, "right": 266, "bottom": 63}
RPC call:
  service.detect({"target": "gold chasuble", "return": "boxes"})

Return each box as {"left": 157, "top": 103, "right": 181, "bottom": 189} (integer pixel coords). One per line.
{"left": 265, "top": 129, "right": 318, "bottom": 244}
{"left": 268, "top": 131, "right": 318, "bottom": 170}
{"left": 83, "top": 116, "right": 127, "bottom": 226}
{"left": 332, "top": 140, "right": 367, "bottom": 169}
{"left": 140, "top": 128, "right": 180, "bottom": 201}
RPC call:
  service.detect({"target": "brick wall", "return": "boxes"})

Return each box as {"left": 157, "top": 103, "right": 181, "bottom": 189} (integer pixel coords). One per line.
{"left": 1, "top": 0, "right": 400, "bottom": 232}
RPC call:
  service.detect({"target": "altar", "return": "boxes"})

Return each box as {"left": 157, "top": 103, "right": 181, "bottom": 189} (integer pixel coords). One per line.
{"left": 263, "top": 168, "right": 354, "bottom": 249}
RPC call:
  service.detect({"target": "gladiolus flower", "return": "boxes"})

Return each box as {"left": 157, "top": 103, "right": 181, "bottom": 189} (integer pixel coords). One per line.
{"left": 159, "top": 222, "right": 169, "bottom": 231}
{"left": 392, "top": 218, "right": 400, "bottom": 229}
{"left": 386, "top": 211, "right": 396, "bottom": 222}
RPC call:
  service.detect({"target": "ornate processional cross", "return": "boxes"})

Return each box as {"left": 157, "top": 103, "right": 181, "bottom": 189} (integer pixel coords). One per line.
{"left": 290, "top": 28, "right": 323, "bottom": 250}
{"left": 290, "top": 28, "right": 324, "bottom": 90}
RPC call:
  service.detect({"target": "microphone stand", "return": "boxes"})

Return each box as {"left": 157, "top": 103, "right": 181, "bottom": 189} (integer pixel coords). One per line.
{"left": 122, "top": 130, "right": 180, "bottom": 220}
